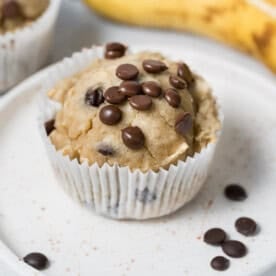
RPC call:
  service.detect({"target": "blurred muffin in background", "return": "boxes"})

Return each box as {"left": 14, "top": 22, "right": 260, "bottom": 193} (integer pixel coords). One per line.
{"left": 0, "top": 0, "right": 60, "bottom": 93}
{"left": 0, "top": 0, "right": 49, "bottom": 34}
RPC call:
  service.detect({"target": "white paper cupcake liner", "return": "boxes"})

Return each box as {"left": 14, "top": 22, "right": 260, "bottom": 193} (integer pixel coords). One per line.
{"left": 38, "top": 46, "right": 223, "bottom": 220}
{"left": 0, "top": 0, "right": 61, "bottom": 93}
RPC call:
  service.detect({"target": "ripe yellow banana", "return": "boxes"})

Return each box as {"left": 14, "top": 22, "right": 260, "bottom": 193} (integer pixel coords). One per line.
{"left": 84, "top": 0, "right": 276, "bottom": 73}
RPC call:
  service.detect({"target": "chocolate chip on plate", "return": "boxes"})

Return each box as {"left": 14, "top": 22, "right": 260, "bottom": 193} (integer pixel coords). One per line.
{"left": 85, "top": 87, "right": 104, "bottom": 107}
{"left": 177, "top": 63, "right": 194, "bottom": 85}
{"left": 129, "top": 95, "right": 152, "bottom": 110}
{"left": 142, "top": 81, "right": 162, "bottom": 97}
{"left": 3, "top": 0, "right": 22, "bottom": 19}
{"left": 204, "top": 228, "right": 226, "bottom": 245}
{"left": 104, "top": 86, "right": 126, "bottom": 104}
{"left": 224, "top": 184, "right": 247, "bottom": 201}
{"left": 116, "top": 64, "right": 139, "bottom": 80}
{"left": 175, "top": 112, "right": 193, "bottom": 136}
{"left": 142, "top": 59, "right": 168, "bottom": 74}
{"left": 235, "top": 217, "right": 257, "bottom": 236}
{"left": 119, "top": 81, "right": 142, "bottom": 97}
{"left": 222, "top": 240, "right": 247, "bottom": 258}
{"left": 97, "top": 144, "right": 114, "bottom": 156}
{"left": 169, "top": 75, "right": 188, "bottom": 89}
{"left": 44, "top": 119, "right": 55, "bottom": 136}
{"left": 99, "top": 105, "right": 122, "bottom": 125}
{"left": 122, "top": 126, "right": 145, "bottom": 150}
{"left": 210, "top": 256, "right": 230, "bottom": 271}
{"left": 105, "top": 42, "right": 126, "bottom": 59}
{"left": 23, "top": 252, "right": 49, "bottom": 270}
{"left": 164, "top": 88, "right": 181, "bottom": 108}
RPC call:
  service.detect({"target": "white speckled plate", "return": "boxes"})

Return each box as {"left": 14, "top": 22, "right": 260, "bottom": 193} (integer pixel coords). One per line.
{"left": 0, "top": 44, "right": 276, "bottom": 276}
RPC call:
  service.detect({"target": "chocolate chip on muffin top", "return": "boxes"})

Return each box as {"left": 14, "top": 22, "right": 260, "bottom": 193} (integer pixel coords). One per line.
{"left": 105, "top": 42, "right": 127, "bottom": 59}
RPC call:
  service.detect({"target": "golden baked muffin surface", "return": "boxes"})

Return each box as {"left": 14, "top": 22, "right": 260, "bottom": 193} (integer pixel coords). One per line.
{"left": 47, "top": 45, "right": 220, "bottom": 172}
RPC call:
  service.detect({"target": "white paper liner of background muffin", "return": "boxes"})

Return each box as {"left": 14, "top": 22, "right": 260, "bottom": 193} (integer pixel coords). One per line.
{"left": 38, "top": 46, "right": 224, "bottom": 220}
{"left": 0, "top": 0, "right": 61, "bottom": 93}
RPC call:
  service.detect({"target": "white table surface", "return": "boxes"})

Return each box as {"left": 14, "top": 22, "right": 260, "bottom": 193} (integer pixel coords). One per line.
{"left": 1, "top": 0, "right": 276, "bottom": 275}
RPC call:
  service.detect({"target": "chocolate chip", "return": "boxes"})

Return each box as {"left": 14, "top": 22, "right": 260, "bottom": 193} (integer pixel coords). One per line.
{"left": 142, "top": 59, "right": 168, "bottom": 74}
{"left": 210, "top": 256, "right": 230, "bottom": 271}
{"left": 235, "top": 217, "right": 257, "bottom": 236}
{"left": 104, "top": 86, "right": 126, "bottom": 104}
{"left": 44, "top": 119, "right": 55, "bottom": 136}
{"left": 142, "top": 81, "right": 162, "bottom": 97}
{"left": 99, "top": 105, "right": 122, "bottom": 125}
{"left": 175, "top": 113, "right": 193, "bottom": 136}
{"left": 119, "top": 81, "right": 142, "bottom": 97}
{"left": 222, "top": 240, "right": 247, "bottom": 258}
{"left": 23, "top": 252, "right": 49, "bottom": 270}
{"left": 164, "top": 88, "right": 181, "bottom": 108}
{"left": 224, "top": 184, "right": 247, "bottom": 201}
{"left": 169, "top": 75, "right": 188, "bottom": 89}
{"left": 121, "top": 126, "right": 145, "bottom": 150}
{"left": 97, "top": 144, "right": 114, "bottom": 156}
{"left": 116, "top": 64, "right": 139, "bottom": 80}
{"left": 129, "top": 95, "right": 152, "bottom": 111}
{"left": 105, "top": 42, "right": 126, "bottom": 59}
{"left": 204, "top": 228, "right": 226, "bottom": 245}
{"left": 177, "top": 63, "right": 194, "bottom": 85}
{"left": 3, "top": 0, "right": 22, "bottom": 19}
{"left": 85, "top": 87, "right": 104, "bottom": 107}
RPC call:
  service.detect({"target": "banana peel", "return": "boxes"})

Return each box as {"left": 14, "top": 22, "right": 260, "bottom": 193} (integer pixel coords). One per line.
{"left": 84, "top": 0, "right": 276, "bottom": 74}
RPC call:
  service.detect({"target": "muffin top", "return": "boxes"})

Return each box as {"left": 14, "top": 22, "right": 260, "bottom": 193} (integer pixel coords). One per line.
{"left": 0, "top": 0, "right": 49, "bottom": 34}
{"left": 47, "top": 43, "right": 220, "bottom": 172}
